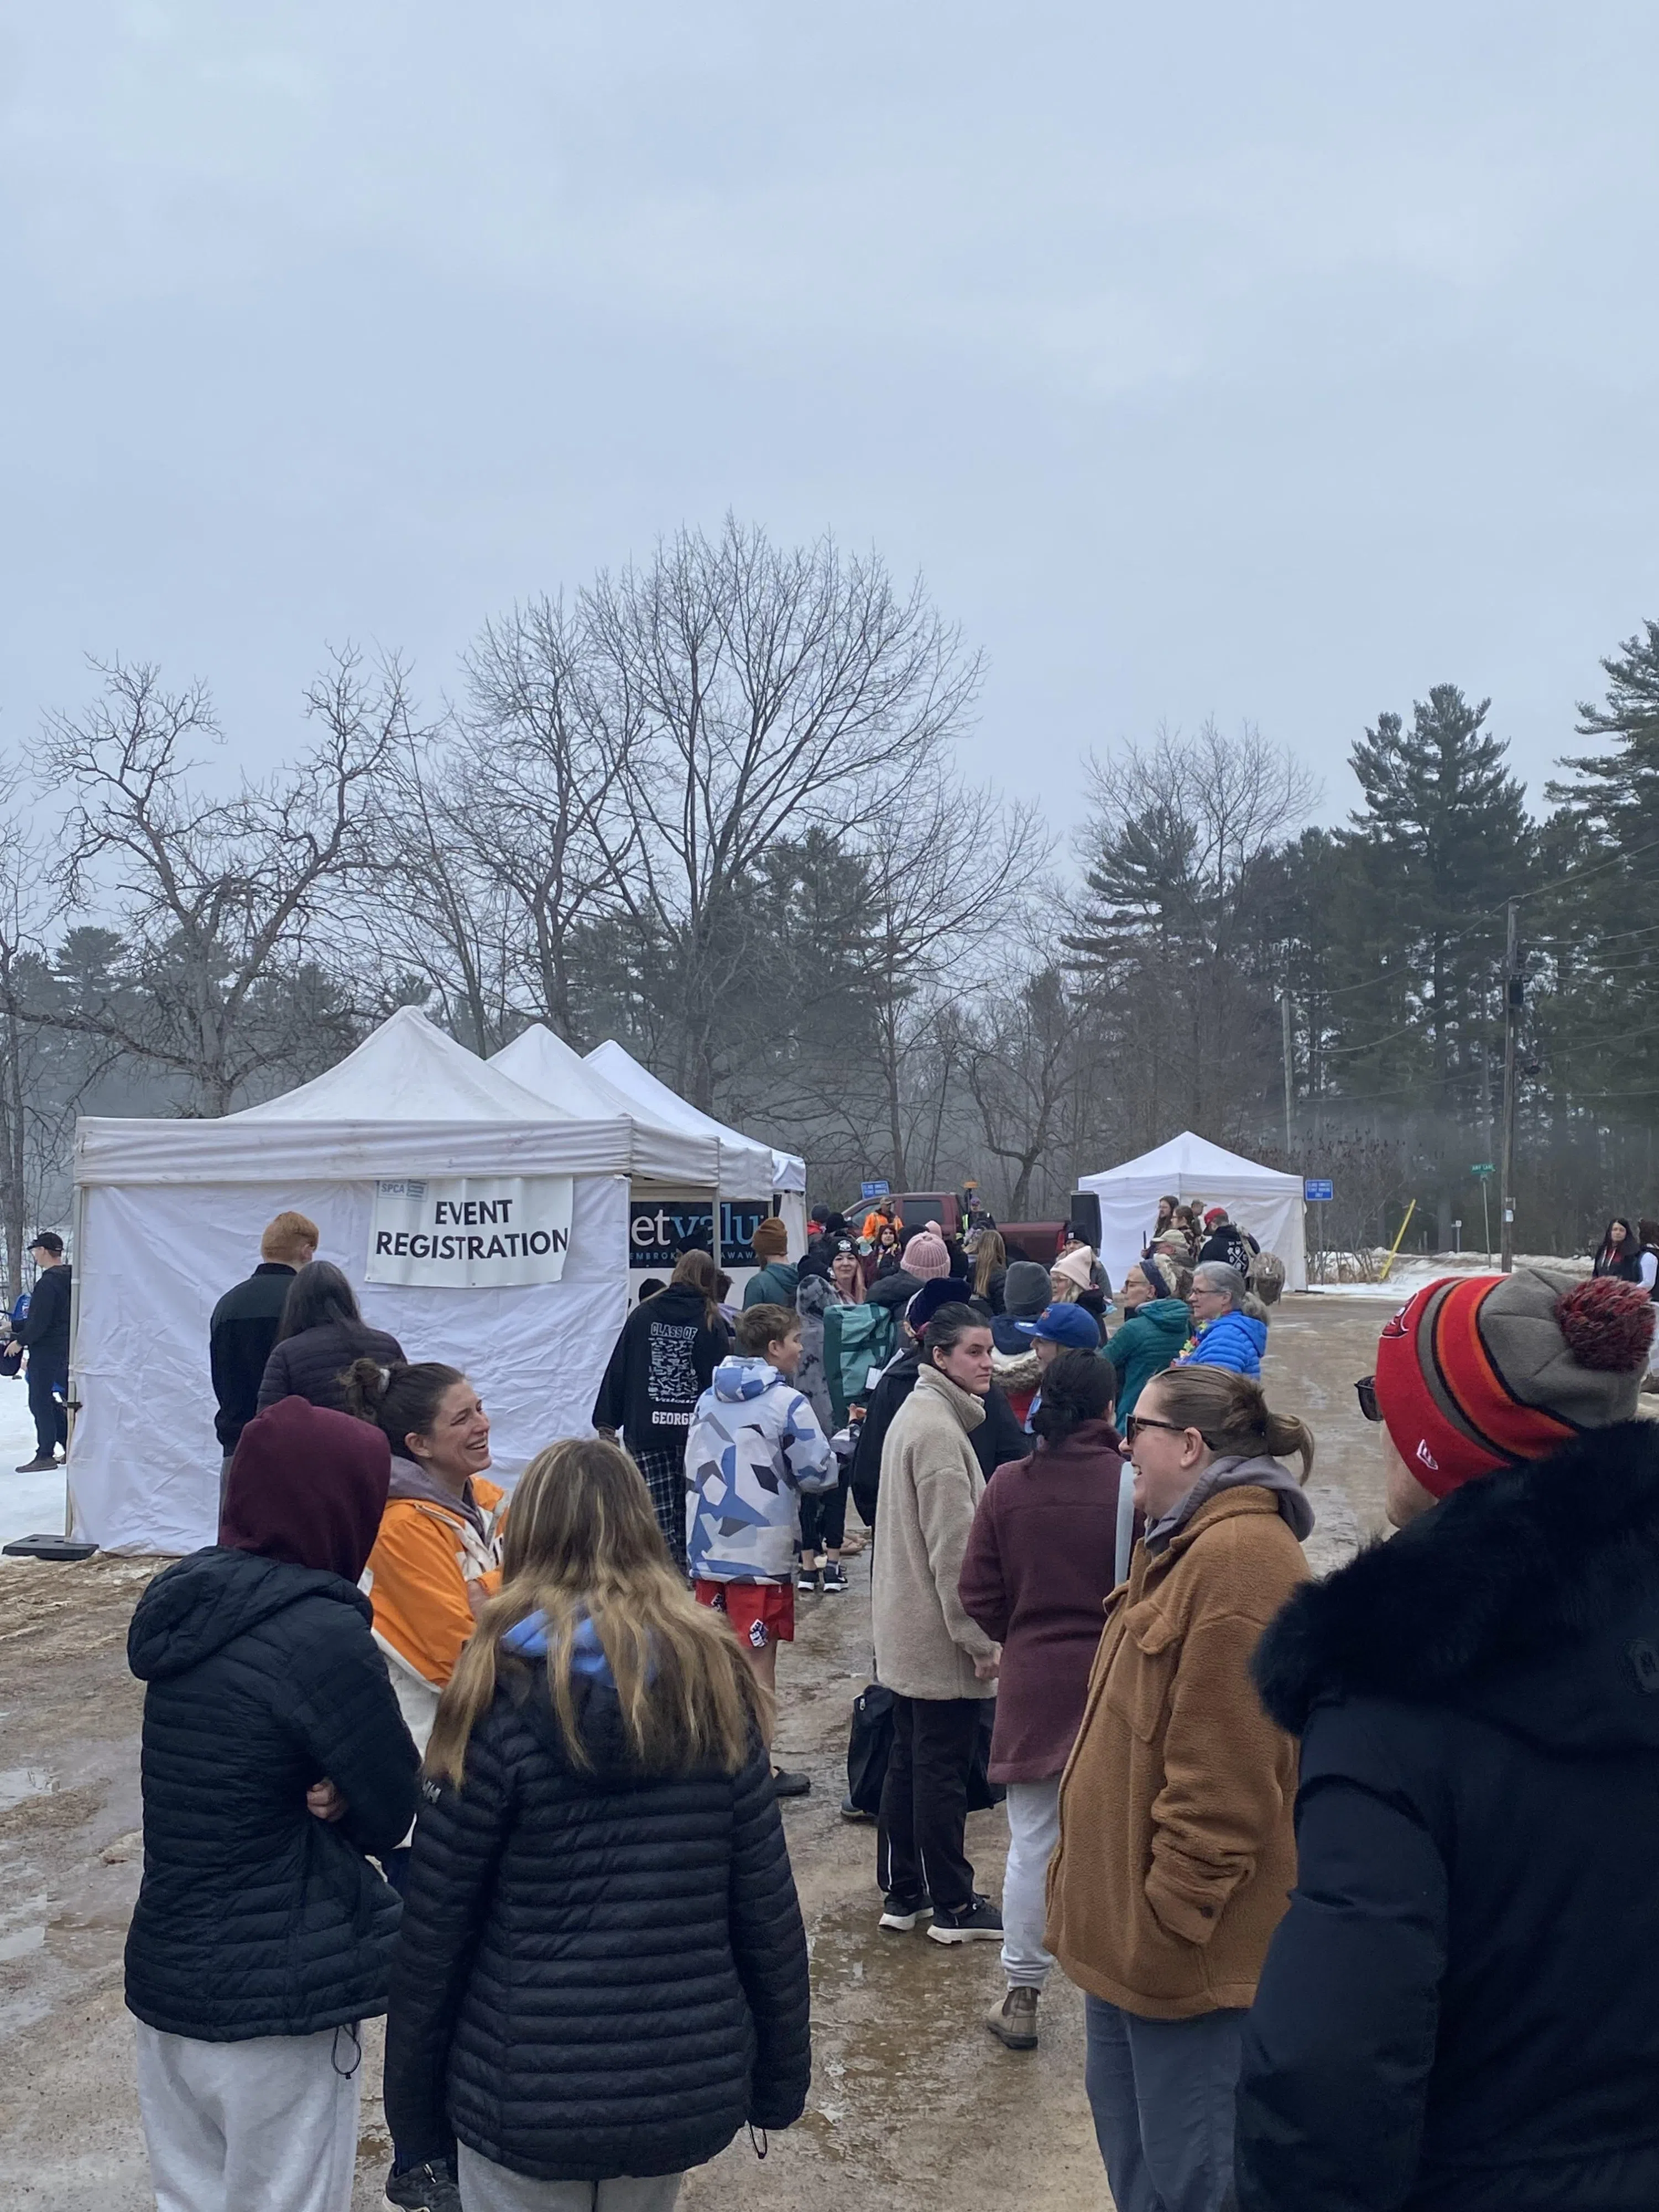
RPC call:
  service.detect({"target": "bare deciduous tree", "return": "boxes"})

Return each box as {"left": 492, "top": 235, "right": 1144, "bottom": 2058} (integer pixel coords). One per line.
{"left": 44, "top": 651, "right": 409, "bottom": 1113}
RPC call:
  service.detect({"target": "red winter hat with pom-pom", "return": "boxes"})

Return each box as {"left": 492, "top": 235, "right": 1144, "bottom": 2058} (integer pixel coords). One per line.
{"left": 1374, "top": 1267, "right": 1654, "bottom": 1498}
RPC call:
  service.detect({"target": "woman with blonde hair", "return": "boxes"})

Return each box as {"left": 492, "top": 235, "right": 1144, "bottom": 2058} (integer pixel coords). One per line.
{"left": 384, "top": 1437, "right": 811, "bottom": 2212}
{"left": 1047, "top": 1363, "right": 1314, "bottom": 2212}
{"left": 972, "top": 1229, "right": 1009, "bottom": 1315}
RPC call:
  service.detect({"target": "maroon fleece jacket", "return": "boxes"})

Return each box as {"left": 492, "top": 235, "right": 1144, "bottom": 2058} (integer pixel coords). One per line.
{"left": 958, "top": 1418, "right": 1126, "bottom": 1782}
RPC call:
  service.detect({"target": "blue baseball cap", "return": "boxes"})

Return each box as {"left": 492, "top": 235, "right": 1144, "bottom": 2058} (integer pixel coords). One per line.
{"left": 1016, "top": 1303, "right": 1102, "bottom": 1349}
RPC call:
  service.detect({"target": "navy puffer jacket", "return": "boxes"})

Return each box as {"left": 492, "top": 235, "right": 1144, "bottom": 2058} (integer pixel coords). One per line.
{"left": 125, "top": 1547, "right": 419, "bottom": 2040}
{"left": 384, "top": 1620, "right": 812, "bottom": 2182}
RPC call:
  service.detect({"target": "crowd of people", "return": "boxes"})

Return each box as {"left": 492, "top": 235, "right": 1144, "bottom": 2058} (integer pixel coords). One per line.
{"left": 103, "top": 1184, "right": 1659, "bottom": 2211}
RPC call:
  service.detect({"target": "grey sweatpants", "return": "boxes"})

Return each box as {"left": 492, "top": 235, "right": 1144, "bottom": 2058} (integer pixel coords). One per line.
{"left": 457, "top": 2146, "right": 683, "bottom": 2210}
{"left": 1083, "top": 1995, "right": 1244, "bottom": 2212}
{"left": 133, "top": 2017, "right": 361, "bottom": 2212}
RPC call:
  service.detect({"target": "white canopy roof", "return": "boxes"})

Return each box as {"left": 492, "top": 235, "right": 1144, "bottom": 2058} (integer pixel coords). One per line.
{"left": 584, "top": 1039, "right": 805, "bottom": 1194}
{"left": 74, "top": 1006, "right": 721, "bottom": 1186}
{"left": 1077, "top": 1129, "right": 1306, "bottom": 1293}
{"left": 492, "top": 1025, "right": 772, "bottom": 1195}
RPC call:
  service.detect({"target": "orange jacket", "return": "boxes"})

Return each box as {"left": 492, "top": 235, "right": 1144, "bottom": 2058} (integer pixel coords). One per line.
{"left": 364, "top": 1477, "right": 505, "bottom": 1695}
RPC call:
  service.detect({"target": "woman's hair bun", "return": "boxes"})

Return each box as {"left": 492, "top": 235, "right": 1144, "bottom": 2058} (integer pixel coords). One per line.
{"left": 1555, "top": 1278, "right": 1656, "bottom": 1373}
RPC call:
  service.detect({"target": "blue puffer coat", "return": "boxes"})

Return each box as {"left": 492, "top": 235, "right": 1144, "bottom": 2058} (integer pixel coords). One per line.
{"left": 1174, "top": 1308, "right": 1266, "bottom": 1378}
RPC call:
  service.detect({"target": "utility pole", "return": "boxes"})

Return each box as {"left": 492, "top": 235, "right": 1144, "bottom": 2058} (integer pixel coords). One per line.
{"left": 1499, "top": 899, "right": 1520, "bottom": 1274}
{"left": 1281, "top": 994, "right": 1295, "bottom": 1157}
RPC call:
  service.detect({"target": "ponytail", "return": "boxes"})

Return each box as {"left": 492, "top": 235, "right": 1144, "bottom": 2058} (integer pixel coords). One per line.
{"left": 1148, "top": 1365, "right": 1314, "bottom": 1481}
{"left": 342, "top": 1357, "right": 466, "bottom": 1457}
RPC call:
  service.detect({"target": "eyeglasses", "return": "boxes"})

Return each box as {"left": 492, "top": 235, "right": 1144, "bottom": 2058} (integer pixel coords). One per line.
{"left": 1124, "top": 1414, "right": 1189, "bottom": 1442}
{"left": 1355, "top": 1375, "right": 1382, "bottom": 1423}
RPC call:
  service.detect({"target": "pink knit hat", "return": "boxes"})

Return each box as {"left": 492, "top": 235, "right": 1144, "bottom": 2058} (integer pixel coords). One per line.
{"left": 902, "top": 1231, "right": 951, "bottom": 1281}
{"left": 1051, "top": 1246, "right": 1095, "bottom": 1291}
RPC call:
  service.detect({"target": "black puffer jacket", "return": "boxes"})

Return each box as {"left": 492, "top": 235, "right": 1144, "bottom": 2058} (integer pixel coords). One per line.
{"left": 1235, "top": 1421, "right": 1659, "bottom": 2212}
{"left": 125, "top": 1547, "right": 419, "bottom": 2039}
{"left": 385, "top": 1628, "right": 811, "bottom": 2181}
{"left": 256, "top": 1319, "right": 405, "bottom": 1415}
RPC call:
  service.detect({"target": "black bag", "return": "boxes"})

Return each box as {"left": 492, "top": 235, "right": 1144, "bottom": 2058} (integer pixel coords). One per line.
{"left": 844, "top": 1683, "right": 1004, "bottom": 1815}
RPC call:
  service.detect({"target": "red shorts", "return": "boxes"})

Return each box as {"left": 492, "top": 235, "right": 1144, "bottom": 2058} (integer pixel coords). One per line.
{"left": 695, "top": 1578, "right": 795, "bottom": 1649}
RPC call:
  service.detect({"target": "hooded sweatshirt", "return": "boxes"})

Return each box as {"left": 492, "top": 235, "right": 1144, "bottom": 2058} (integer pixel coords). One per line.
{"left": 127, "top": 1396, "right": 418, "bottom": 2041}
{"left": 742, "top": 1259, "right": 800, "bottom": 1310}
{"left": 592, "top": 1281, "right": 730, "bottom": 1447}
{"left": 686, "top": 1356, "right": 836, "bottom": 1582}
{"left": 1144, "top": 1451, "right": 1314, "bottom": 1555}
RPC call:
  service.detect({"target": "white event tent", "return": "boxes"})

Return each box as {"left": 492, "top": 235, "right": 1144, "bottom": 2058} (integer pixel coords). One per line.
{"left": 1077, "top": 1131, "right": 1307, "bottom": 1295}
{"left": 583, "top": 1038, "right": 809, "bottom": 1256}
{"left": 67, "top": 1006, "right": 722, "bottom": 1554}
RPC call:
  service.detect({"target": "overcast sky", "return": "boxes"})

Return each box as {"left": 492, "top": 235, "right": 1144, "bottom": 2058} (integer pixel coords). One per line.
{"left": 6, "top": 1, "right": 1658, "bottom": 834}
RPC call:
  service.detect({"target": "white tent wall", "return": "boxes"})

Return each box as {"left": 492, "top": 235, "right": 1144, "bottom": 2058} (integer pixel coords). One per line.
{"left": 1078, "top": 1133, "right": 1307, "bottom": 1297}
{"left": 71, "top": 1173, "right": 627, "bottom": 1554}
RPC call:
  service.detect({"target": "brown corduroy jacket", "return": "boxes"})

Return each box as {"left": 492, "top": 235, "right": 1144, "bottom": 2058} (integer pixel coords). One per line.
{"left": 1045, "top": 1485, "right": 1308, "bottom": 2020}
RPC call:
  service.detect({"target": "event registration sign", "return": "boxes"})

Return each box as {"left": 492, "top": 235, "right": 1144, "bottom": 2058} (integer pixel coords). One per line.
{"left": 366, "top": 1176, "right": 574, "bottom": 1288}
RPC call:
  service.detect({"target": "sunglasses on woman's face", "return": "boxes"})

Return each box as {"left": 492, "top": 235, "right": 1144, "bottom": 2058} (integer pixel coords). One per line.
{"left": 1124, "top": 1414, "right": 1187, "bottom": 1442}
{"left": 1355, "top": 1375, "right": 1382, "bottom": 1423}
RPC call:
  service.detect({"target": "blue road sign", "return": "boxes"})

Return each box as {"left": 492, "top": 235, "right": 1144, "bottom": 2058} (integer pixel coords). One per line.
{"left": 860, "top": 1180, "right": 890, "bottom": 1201}
{"left": 1304, "top": 1178, "right": 1334, "bottom": 1203}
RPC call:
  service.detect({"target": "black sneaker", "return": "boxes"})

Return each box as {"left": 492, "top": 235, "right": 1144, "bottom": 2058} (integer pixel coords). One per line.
{"left": 770, "top": 1766, "right": 812, "bottom": 1798}
{"left": 878, "top": 1892, "right": 935, "bottom": 1932}
{"left": 928, "top": 1893, "right": 1004, "bottom": 1944}
{"left": 797, "top": 1566, "right": 822, "bottom": 1594}
{"left": 839, "top": 1794, "right": 875, "bottom": 1823}
{"left": 822, "top": 1560, "right": 848, "bottom": 1592}
{"left": 385, "top": 2160, "right": 462, "bottom": 2211}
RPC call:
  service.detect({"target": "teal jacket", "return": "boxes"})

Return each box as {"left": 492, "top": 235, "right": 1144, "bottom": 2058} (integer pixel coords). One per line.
{"left": 1107, "top": 1298, "right": 1194, "bottom": 1417}
{"left": 742, "top": 1260, "right": 800, "bottom": 1311}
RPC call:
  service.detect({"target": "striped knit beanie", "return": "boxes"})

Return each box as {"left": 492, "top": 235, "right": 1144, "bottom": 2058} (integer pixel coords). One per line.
{"left": 1373, "top": 1267, "right": 1653, "bottom": 1498}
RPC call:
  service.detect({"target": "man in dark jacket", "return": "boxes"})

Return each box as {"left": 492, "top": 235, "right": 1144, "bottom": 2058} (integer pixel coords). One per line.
{"left": 851, "top": 1278, "right": 1029, "bottom": 1527}
{"left": 209, "top": 1209, "right": 318, "bottom": 1501}
{"left": 592, "top": 1251, "right": 731, "bottom": 1571}
{"left": 126, "top": 1395, "right": 419, "bottom": 2212}
{"left": 17, "top": 1230, "right": 71, "bottom": 1473}
{"left": 1236, "top": 1268, "right": 1659, "bottom": 2212}
{"left": 1195, "top": 1207, "right": 1253, "bottom": 1280}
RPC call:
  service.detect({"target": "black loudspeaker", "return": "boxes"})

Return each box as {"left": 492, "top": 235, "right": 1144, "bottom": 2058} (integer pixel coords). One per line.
{"left": 1068, "top": 1192, "right": 1102, "bottom": 1246}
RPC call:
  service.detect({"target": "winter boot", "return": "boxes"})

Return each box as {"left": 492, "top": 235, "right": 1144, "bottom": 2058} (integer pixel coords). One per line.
{"left": 985, "top": 1985, "right": 1040, "bottom": 2049}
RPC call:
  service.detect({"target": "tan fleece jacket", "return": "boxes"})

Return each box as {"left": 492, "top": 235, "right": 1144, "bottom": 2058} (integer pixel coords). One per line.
{"left": 871, "top": 1365, "right": 998, "bottom": 1700}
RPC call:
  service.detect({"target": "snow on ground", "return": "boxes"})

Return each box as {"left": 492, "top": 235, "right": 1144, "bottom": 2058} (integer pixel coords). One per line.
{"left": 1303, "top": 1253, "right": 1587, "bottom": 1301}
{"left": 0, "top": 1381, "right": 71, "bottom": 1554}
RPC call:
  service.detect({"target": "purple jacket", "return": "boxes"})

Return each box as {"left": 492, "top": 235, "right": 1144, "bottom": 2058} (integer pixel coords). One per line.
{"left": 958, "top": 1418, "right": 1128, "bottom": 1783}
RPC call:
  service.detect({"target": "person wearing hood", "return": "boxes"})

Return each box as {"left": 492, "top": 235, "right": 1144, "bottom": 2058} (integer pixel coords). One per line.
{"left": 686, "top": 1302, "right": 836, "bottom": 1798}
{"left": 1235, "top": 1269, "right": 1659, "bottom": 2212}
{"left": 851, "top": 1275, "right": 1032, "bottom": 1527}
{"left": 1046, "top": 1363, "right": 1313, "bottom": 2212}
{"left": 592, "top": 1249, "right": 732, "bottom": 1571}
{"left": 124, "top": 1396, "right": 420, "bottom": 2212}
{"left": 1108, "top": 1256, "right": 1193, "bottom": 1419}
{"left": 384, "top": 1437, "right": 812, "bottom": 2211}
{"left": 960, "top": 1351, "right": 1131, "bottom": 2054}
{"left": 1174, "top": 1261, "right": 1266, "bottom": 1379}
{"left": 345, "top": 1359, "right": 506, "bottom": 1776}
{"left": 741, "top": 1214, "right": 800, "bottom": 1308}
{"left": 990, "top": 1259, "right": 1054, "bottom": 1426}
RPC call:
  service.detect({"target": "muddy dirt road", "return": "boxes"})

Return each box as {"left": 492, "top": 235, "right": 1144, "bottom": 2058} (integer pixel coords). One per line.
{"left": 0, "top": 1293, "right": 1396, "bottom": 2209}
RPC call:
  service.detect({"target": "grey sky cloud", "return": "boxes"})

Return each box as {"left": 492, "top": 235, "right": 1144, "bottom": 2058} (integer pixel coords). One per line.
{"left": 4, "top": 1, "right": 1657, "bottom": 835}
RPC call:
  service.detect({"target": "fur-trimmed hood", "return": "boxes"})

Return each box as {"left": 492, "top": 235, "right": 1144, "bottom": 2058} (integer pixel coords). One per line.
{"left": 1255, "top": 1420, "right": 1659, "bottom": 1756}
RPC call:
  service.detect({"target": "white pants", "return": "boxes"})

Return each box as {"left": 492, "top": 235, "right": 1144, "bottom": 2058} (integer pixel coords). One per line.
{"left": 133, "top": 2017, "right": 362, "bottom": 2212}
{"left": 458, "top": 2145, "right": 684, "bottom": 2210}
{"left": 1001, "top": 1775, "right": 1061, "bottom": 1990}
